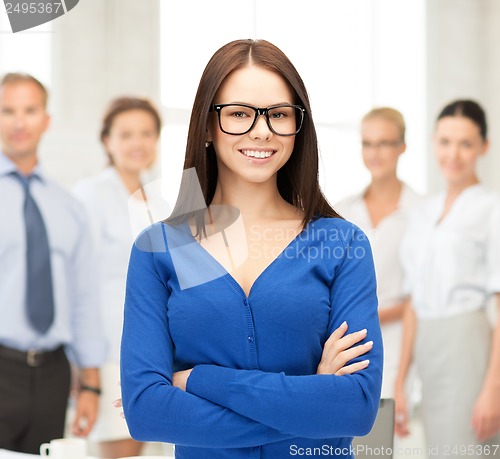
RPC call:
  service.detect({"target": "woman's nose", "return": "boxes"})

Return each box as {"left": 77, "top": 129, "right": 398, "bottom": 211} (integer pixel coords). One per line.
{"left": 248, "top": 114, "right": 272, "bottom": 140}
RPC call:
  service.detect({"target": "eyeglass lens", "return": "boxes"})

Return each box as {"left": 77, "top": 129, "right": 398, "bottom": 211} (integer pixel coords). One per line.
{"left": 218, "top": 105, "right": 302, "bottom": 136}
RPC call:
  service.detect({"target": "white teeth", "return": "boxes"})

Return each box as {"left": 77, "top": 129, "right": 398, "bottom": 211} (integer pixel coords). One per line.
{"left": 241, "top": 150, "right": 273, "bottom": 158}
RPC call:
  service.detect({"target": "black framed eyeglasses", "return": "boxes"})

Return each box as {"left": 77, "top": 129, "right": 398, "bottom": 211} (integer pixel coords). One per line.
{"left": 361, "top": 140, "right": 403, "bottom": 150}
{"left": 210, "top": 103, "right": 306, "bottom": 136}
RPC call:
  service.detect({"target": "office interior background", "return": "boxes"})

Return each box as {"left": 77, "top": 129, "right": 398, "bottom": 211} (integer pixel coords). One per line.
{"left": 2, "top": 1, "right": 500, "bottom": 457}
{"left": 2, "top": 0, "right": 500, "bottom": 210}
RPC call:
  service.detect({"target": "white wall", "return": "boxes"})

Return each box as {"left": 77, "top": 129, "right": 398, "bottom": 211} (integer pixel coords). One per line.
{"left": 426, "top": 0, "right": 500, "bottom": 193}
{"left": 160, "top": 0, "right": 427, "bottom": 208}
{"left": 42, "top": 0, "right": 161, "bottom": 188}
{"left": 3, "top": 0, "right": 499, "bottom": 195}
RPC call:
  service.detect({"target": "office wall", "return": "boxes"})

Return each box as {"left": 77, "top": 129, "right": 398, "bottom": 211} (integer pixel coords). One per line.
{"left": 426, "top": 0, "right": 500, "bottom": 193}
{"left": 41, "top": 0, "right": 161, "bottom": 188}
{"left": 38, "top": 0, "right": 500, "bottom": 194}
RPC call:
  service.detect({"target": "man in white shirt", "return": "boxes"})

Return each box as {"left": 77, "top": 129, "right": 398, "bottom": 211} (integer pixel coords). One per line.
{"left": 0, "top": 73, "right": 106, "bottom": 454}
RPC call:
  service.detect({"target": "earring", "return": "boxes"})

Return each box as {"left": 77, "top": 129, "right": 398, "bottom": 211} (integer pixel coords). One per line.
{"left": 205, "top": 141, "right": 211, "bottom": 148}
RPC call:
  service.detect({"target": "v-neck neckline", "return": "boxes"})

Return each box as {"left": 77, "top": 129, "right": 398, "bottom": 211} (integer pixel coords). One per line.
{"left": 186, "top": 219, "right": 312, "bottom": 300}
{"left": 434, "top": 183, "right": 482, "bottom": 227}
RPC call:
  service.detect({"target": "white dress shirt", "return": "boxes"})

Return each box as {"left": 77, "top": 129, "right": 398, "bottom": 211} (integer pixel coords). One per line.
{"left": 336, "top": 183, "right": 422, "bottom": 397}
{"left": 73, "top": 167, "right": 169, "bottom": 363}
{"left": 401, "top": 183, "right": 500, "bottom": 319}
{"left": 0, "top": 152, "right": 106, "bottom": 368}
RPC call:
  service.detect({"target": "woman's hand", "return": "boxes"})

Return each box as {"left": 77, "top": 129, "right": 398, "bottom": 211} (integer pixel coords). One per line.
{"left": 471, "top": 384, "right": 500, "bottom": 441}
{"left": 316, "top": 321, "right": 372, "bottom": 376}
{"left": 112, "top": 398, "right": 125, "bottom": 420}
{"left": 172, "top": 368, "right": 193, "bottom": 391}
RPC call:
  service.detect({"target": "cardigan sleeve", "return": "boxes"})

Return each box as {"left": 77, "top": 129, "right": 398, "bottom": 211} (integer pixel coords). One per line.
{"left": 186, "top": 227, "right": 383, "bottom": 438}
{"left": 120, "top": 227, "right": 292, "bottom": 447}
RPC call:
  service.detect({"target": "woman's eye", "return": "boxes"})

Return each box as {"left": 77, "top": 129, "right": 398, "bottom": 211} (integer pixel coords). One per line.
{"left": 271, "top": 112, "right": 286, "bottom": 119}
{"left": 231, "top": 110, "right": 253, "bottom": 119}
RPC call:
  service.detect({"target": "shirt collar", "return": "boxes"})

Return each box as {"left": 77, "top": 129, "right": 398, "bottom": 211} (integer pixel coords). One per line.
{"left": 361, "top": 182, "right": 414, "bottom": 212}
{"left": 0, "top": 151, "right": 46, "bottom": 183}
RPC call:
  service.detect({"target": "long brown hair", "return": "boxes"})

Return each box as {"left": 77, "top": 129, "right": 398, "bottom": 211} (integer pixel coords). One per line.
{"left": 168, "top": 39, "right": 340, "bottom": 231}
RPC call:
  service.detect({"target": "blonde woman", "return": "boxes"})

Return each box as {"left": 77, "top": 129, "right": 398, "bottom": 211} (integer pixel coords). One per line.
{"left": 336, "top": 107, "right": 421, "bottom": 399}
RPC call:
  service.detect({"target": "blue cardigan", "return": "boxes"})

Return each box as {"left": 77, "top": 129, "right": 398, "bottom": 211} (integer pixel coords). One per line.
{"left": 121, "top": 217, "right": 383, "bottom": 458}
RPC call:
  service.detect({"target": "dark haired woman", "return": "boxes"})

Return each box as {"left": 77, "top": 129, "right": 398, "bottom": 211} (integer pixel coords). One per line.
{"left": 73, "top": 96, "right": 166, "bottom": 458}
{"left": 395, "top": 100, "right": 500, "bottom": 455}
{"left": 120, "top": 39, "right": 382, "bottom": 458}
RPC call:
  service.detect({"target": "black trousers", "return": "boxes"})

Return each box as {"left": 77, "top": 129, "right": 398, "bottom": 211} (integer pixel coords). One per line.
{"left": 0, "top": 345, "right": 71, "bottom": 454}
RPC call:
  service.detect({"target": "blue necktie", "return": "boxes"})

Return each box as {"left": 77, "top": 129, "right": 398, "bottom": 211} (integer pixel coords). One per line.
{"left": 12, "top": 172, "right": 55, "bottom": 334}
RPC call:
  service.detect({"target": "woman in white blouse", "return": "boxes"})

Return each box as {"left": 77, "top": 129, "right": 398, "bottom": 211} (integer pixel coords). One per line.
{"left": 73, "top": 97, "right": 165, "bottom": 458}
{"left": 395, "top": 100, "right": 500, "bottom": 455}
{"left": 336, "top": 107, "right": 421, "bottom": 399}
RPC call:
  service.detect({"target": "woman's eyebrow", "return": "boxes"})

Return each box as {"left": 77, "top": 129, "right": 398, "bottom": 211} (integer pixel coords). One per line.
{"left": 216, "top": 101, "right": 294, "bottom": 106}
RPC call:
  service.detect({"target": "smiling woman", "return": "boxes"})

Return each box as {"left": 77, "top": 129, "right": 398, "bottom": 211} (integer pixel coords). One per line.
{"left": 205, "top": 65, "right": 298, "bottom": 189}
{"left": 396, "top": 100, "right": 500, "bottom": 456}
{"left": 335, "top": 107, "right": 422, "bottom": 403}
{"left": 72, "top": 96, "right": 165, "bottom": 459}
{"left": 120, "top": 39, "right": 383, "bottom": 459}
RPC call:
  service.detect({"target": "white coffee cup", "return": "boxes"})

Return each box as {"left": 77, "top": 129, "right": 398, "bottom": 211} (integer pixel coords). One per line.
{"left": 39, "top": 438, "right": 87, "bottom": 459}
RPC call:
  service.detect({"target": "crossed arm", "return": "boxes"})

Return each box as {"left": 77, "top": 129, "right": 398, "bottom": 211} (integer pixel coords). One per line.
{"left": 173, "top": 321, "right": 372, "bottom": 390}
{"left": 117, "top": 323, "right": 372, "bottom": 442}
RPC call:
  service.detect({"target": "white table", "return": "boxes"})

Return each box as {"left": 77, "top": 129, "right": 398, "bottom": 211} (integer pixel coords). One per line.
{"left": 0, "top": 452, "right": 172, "bottom": 459}
{"left": 0, "top": 452, "right": 100, "bottom": 459}
{"left": 0, "top": 451, "right": 37, "bottom": 459}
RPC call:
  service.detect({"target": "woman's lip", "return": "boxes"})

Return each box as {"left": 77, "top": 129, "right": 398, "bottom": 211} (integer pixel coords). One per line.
{"left": 239, "top": 147, "right": 276, "bottom": 151}
{"left": 443, "top": 164, "right": 463, "bottom": 171}
{"left": 238, "top": 149, "right": 277, "bottom": 162}
{"left": 239, "top": 148, "right": 277, "bottom": 157}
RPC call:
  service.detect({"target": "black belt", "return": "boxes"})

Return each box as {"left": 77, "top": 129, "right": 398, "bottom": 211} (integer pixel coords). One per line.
{"left": 0, "top": 344, "right": 65, "bottom": 367}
